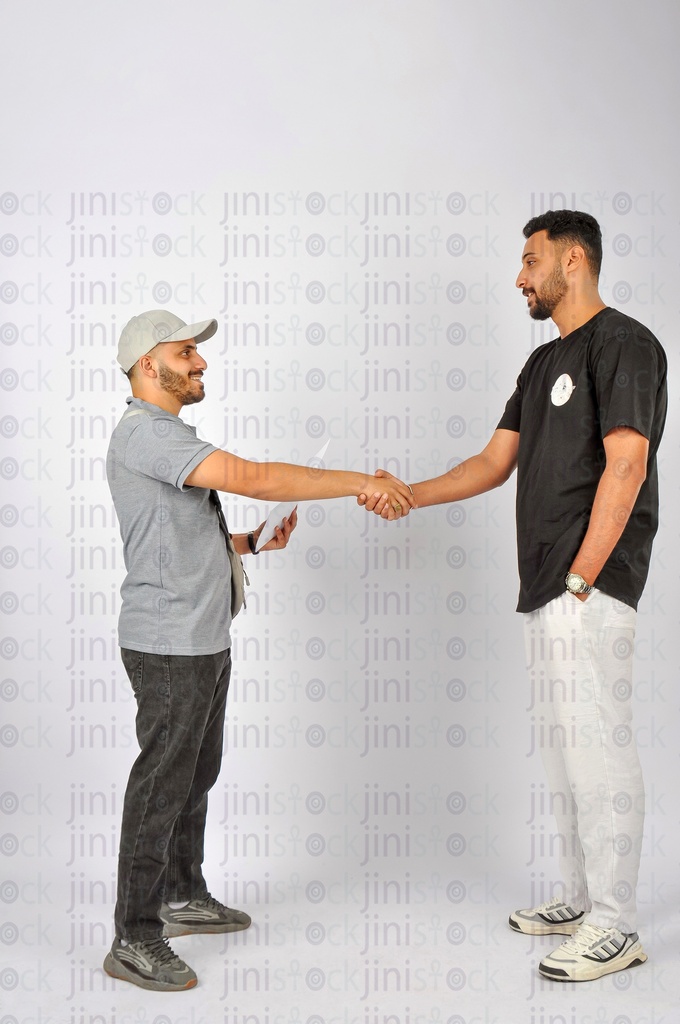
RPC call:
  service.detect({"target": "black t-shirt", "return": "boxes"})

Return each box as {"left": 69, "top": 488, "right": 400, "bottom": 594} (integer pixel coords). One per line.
{"left": 497, "top": 307, "right": 667, "bottom": 613}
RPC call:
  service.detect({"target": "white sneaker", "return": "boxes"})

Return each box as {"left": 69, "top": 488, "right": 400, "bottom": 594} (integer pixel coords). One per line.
{"left": 509, "top": 895, "right": 585, "bottom": 935}
{"left": 539, "top": 923, "right": 647, "bottom": 981}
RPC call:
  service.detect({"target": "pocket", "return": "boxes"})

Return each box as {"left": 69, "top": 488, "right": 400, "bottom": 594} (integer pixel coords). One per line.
{"left": 602, "top": 594, "right": 637, "bottom": 632}
{"left": 567, "top": 586, "right": 599, "bottom": 606}
{"left": 121, "top": 648, "right": 144, "bottom": 694}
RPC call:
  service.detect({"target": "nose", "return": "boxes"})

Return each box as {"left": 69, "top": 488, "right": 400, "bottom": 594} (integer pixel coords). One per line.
{"left": 515, "top": 268, "right": 526, "bottom": 289}
{"left": 195, "top": 352, "right": 208, "bottom": 370}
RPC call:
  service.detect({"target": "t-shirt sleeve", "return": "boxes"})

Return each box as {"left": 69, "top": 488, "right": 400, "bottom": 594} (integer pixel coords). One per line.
{"left": 123, "top": 416, "right": 218, "bottom": 489}
{"left": 590, "top": 329, "right": 666, "bottom": 441}
{"left": 496, "top": 375, "right": 523, "bottom": 432}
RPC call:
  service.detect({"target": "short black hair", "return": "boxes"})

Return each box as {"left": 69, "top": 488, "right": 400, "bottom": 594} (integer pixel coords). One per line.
{"left": 522, "top": 209, "right": 602, "bottom": 279}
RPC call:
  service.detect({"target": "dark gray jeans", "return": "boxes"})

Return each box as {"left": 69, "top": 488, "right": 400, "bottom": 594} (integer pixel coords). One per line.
{"left": 114, "top": 648, "right": 231, "bottom": 941}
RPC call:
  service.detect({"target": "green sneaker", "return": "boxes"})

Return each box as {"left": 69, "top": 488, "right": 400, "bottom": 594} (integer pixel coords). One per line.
{"left": 103, "top": 936, "right": 197, "bottom": 991}
{"left": 160, "top": 894, "right": 251, "bottom": 937}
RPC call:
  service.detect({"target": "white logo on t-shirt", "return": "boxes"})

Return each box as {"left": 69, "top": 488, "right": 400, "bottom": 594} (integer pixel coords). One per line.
{"left": 550, "top": 373, "right": 575, "bottom": 406}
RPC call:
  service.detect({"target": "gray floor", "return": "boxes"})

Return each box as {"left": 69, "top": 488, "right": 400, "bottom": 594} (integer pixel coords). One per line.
{"left": 5, "top": 828, "right": 679, "bottom": 1024}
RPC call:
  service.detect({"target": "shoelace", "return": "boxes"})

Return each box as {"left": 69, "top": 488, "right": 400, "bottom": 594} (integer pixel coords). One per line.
{"left": 137, "top": 936, "right": 185, "bottom": 966}
{"left": 559, "top": 923, "right": 616, "bottom": 954}
{"left": 194, "top": 895, "right": 222, "bottom": 911}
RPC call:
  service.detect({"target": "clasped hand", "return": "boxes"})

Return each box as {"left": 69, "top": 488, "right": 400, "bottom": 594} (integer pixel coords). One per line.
{"left": 357, "top": 470, "right": 416, "bottom": 519}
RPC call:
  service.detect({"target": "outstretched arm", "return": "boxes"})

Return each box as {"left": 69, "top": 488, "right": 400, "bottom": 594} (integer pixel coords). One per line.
{"left": 185, "top": 449, "right": 417, "bottom": 519}
{"left": 359, "top": 429, "right": 519, "bottom": 510}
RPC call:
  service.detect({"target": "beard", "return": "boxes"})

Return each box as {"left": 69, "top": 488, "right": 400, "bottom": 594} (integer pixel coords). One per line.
{"left": 527, "top": 263, "right": 568, "bottom": 321}
{"left": 157, "top": 362, "right": 205, "bottom": 405}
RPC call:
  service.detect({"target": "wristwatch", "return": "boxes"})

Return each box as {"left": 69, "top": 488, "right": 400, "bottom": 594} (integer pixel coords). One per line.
{"left": 565, "top": 572, "right": 594, "bottom": 596}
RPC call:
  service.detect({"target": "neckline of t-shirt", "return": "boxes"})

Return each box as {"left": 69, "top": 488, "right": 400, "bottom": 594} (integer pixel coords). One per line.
{"left": 556, "top": 306, "right": 611, "bottom": 345}
{"left": 126, "top": 395, "right": 180, "bottom": 419}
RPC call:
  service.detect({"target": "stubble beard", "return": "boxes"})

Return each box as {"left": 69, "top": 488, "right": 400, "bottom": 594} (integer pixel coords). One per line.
{"left": 157, "top": 362, "right": 205, "bottom": 406}
{"left": 528, "top": 263, "right": 568, "bottom": 321}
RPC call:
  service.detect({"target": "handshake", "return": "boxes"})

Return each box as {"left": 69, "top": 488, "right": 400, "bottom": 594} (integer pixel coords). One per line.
{"left": 356, "top": 469, "right": 416, "bottom": 520}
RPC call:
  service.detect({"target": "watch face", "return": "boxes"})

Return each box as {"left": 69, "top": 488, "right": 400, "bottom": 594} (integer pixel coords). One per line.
{"left": 566, "top": 573, "right": 584, "bottom": 593}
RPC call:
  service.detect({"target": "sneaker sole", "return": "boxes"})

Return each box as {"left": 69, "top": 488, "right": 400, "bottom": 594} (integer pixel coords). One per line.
{"left": 538, "top": 946, "right": 648, "bottom": 982}
{"left": 103, "top": 952, "right": 198, "bottom": 991}
{"left": 509, "top": 915, "right": 584, "bottom": 936}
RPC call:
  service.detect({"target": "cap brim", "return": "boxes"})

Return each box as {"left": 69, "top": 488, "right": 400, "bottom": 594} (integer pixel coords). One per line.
{"left": 163, "top": 318, "right": 217, "bottom": 345}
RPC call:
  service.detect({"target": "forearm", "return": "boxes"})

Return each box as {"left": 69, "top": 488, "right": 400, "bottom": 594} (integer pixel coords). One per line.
{"left": 412, "top": 451, "right": 513, "bottom": 508}
{"left": 192, "top": 451, "right": 380, "bottom": 502}
{"left": 228, "top": 462, "right": 375, "bottom": 502}
{"left": 411, "top": 429, "right": 518, "bottom": 508}
{"left": 570, "top": 466, "right": 646, "bottom": 583}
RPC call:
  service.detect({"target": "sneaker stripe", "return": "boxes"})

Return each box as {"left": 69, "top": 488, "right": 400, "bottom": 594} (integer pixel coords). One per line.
{"left": 587, "top": 939, "right": 626, "bottom": 962}
{"left": 117, "top": 948, "right": 155, "bottom": 972}
{"left": 168, "top": 910, "right": 219, "bottom": 921}
{"left": 540, "top": 908, "right": 580, "bottom": 924}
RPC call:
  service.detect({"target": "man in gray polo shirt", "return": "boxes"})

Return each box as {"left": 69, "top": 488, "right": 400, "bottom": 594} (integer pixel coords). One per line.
{"left": 103, "top": 310, "right": 415, "bottom": 991}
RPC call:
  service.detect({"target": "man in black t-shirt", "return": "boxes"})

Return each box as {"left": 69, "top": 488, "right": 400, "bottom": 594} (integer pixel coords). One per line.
{"left": 497, "top": 304, "right": 666, "bottom": 613}
{"left": 365, "top": 210, "right": 667, "bottom": 983}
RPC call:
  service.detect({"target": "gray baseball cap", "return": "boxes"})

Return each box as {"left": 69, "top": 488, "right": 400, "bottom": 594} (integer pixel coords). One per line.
{"left": 117, "top": 309, "right": 217, "bottom": 372}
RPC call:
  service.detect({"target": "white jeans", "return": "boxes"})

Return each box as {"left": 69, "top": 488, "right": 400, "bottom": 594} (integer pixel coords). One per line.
{"left": 523, "top": 590, "right": 643, "bottom": 933}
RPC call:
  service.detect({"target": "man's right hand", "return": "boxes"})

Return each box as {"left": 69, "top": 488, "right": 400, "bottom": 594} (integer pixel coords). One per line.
{"left": 358, "top": 470, "right": 416, "bottom": 519}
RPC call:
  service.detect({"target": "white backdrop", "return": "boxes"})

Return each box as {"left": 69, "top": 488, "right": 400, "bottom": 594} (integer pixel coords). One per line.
{"left": 1, "top": 2, "right": 679, "bottom": 1023}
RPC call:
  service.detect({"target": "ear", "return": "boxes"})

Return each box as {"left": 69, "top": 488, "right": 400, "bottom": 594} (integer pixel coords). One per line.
{"left": 563, "top": 244, "right": 586, "bottom": 274}
{"left": 138, "top": 354, "right": 158, "bottom": 378}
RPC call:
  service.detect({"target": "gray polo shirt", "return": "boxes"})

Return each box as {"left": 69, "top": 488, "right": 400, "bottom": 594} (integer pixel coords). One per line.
{"left": 106, "top": 397, "right": 232, "bottom": 656}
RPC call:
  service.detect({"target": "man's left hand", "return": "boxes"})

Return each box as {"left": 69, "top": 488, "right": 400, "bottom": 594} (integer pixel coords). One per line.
{"left": 255, "top": 507, "right": 298, "bottom": 551}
